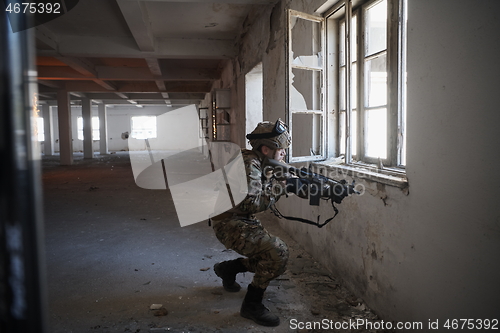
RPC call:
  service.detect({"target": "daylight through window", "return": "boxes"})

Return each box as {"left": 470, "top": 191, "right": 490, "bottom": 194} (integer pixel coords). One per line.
{"left": 77, "top": 116, "right": 100, "bottom": 141}
{"left": 131, "top": 116, "right": 157, "bottom": 139}
{"left": 327, "top": 0, "right": 407, "bottom": 167}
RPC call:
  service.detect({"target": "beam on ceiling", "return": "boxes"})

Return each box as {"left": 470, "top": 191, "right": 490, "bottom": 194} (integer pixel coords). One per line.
{"left": 40, "top": 80, "right": 211, "bottom": 93}
{"left": 93, "top": 80, "right": 117, "bottom": 91}
{"left": 38, "top": 66, "right": 218, "bottom": 81}
{"left": 116, "top": 0, "right": 156, "bottom": 52}
{"left": 145, "top": 58, "right": 167, "bottom": 91}
{"left": 37, "top": 36, "right": 236, "bottom": 59}
{"left": 56, "top": 57, "right": 97, "bottom": 77}
{"left": 35, "top": 25, "right": 58, "bottom": 50}
{"left": 145, "top": 58, "right": 162, "bottom": 76}
{"left": 37, "top": 80, "right": 64, "bottom": 89}
{"left": 55, "top": 57, "right": 117, "bottom": 91}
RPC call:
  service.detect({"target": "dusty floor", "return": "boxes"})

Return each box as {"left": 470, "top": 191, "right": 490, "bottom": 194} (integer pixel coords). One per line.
{"left": 42, "top": 152, "right": 390, "bottom": 333}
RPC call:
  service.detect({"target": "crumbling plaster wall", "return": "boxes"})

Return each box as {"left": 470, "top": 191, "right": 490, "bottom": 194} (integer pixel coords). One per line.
{"left": 209, "top": 0, "right": 500, "bottom": 327}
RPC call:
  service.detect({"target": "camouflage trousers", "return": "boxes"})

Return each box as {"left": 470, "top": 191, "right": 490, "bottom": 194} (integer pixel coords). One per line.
{"left": 213, "top": 217, "right": 289, "bottom": 289}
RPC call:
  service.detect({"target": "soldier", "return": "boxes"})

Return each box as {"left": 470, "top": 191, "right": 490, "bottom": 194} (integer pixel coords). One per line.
{"left": 210, "top": 119, "right": 309, "bottom": 327}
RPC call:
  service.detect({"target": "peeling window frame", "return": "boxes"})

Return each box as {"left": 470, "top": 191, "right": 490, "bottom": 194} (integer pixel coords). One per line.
{"left": 284, "top": 0, "right": 408, "bottom": 186}
{"left": 323, "top": 0, "right": 407, "bottom": 170}
{"left": 286, "top": 9, "right": 326, "bottom": 163}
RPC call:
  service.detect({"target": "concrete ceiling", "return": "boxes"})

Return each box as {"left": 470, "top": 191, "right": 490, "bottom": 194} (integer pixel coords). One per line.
{"left": 36, "top": 0, "right": 277, "bottom": 107}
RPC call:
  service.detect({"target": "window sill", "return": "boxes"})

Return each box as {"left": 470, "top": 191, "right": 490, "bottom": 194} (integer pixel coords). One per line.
{"left": 312, "top": 160, "right": 409, "bottom": 189}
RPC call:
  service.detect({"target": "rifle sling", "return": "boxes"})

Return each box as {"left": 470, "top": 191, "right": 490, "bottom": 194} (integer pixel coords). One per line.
{"left": 269, "top": 200, "right": 339, "bottom": 228}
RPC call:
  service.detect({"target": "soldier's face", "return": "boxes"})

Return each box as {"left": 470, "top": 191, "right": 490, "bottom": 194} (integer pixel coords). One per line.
{"left": 272, "top": 148, "right": 286, "bottom": 162}
{"left": 261, "top": 146, "right": 286, "bottom": 162}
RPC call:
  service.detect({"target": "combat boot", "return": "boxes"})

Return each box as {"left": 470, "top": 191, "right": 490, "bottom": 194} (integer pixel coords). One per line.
{"left": 240, "top": 284, "right": 280, "bottom": 327}
{"left": 213, "top": 258, "right": 247, "bottom": 292}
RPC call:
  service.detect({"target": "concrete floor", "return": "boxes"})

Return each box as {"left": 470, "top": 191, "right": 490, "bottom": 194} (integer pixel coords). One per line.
{"left": 42, "top": 152, "right": 386, "bottom": 333}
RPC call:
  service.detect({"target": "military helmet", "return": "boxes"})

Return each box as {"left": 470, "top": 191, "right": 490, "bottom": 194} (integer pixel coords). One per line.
{"left": 246, "top": 119, "right": 291, "bottom": 149}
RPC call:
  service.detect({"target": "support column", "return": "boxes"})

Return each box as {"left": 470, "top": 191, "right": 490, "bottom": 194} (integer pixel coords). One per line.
{"left": 82, "top": 98, "right": 93, "bottom": 159}
{"left": 98, "top": 103, "right": 108, "bottom": 155}
{"left": 41, "top": 103, "right": 54, "bottom": 156}
{"left": 57, "top": 90, "right": 73, "bottom": 165}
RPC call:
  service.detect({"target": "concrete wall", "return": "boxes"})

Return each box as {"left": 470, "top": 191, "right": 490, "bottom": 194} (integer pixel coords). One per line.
{"left": 40, "top": 105, "right": 176, "bottom": 154}
{"left": 211, "top": 0, "right": 500, "bottom": 328}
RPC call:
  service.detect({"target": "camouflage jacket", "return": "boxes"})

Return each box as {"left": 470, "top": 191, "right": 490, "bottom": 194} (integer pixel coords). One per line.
{"left": 227, "top": 149, "right": 286, "bottom": 216}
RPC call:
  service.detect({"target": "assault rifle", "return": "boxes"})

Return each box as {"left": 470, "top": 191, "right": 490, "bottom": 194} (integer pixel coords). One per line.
{"left": 264, "top": 158, "right": 359, "bottom": 228}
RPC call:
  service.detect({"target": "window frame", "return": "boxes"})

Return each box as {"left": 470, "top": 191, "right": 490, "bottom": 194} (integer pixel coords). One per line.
{"left": 286, "top": 9, "right": 326, "bottom": 163}
{"left": 324, "top": 0, "right": 406, "bottom": 170}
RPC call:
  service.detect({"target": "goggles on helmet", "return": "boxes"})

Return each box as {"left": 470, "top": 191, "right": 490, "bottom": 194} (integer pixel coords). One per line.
{"left": 245, "top": 119, "right": 288, "bottom": 140}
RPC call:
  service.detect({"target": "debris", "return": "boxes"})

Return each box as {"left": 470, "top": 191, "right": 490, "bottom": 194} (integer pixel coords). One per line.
{"left": 346, "top": 296, "right": 360, "bottom": 306}
{"left": 150, "top": 304, "right": 163, "bottom": 310}
{"left": 200, "top": 267, "right": 210, "bottom": 271}
{"left": 153, "top": 308, "right": 168, "bottom": 317}
{"left": 310, "top": 308, "right": 321, "bottom": 316}
{"left": 355, "top": 303, "right": 366, "bottom": 311}
{"left": 89, "top": 186, "right": 99, "bottom": 191}
{"left": 143, "top": 281, "right": 151, "bottom": 285}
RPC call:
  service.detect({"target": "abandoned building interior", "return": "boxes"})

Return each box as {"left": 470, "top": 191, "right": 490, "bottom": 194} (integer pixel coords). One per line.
{"left": 1, "top": 0, "right": 500, "bottom": 332}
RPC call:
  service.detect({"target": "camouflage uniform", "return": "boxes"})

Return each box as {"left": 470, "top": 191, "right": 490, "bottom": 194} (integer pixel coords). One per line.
{"left": 211, "top": 148, "right": 289, "bottom": 289}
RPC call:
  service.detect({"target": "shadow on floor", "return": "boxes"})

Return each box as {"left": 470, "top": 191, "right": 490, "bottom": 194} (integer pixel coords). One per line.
{"left": 42, "top": 152, "right": 387, "bottom": 333}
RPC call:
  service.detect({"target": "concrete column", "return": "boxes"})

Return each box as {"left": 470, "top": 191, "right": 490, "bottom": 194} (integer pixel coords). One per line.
{"left": 41, "top": 103, "right": 54, "bottom": 156}
{"left": 82, "top": 98, "right": 94, "bottom": 159}
{"left": 57, "top": 90, "right": 73, "bottom": 165}
{"left": 98, "top": 103, "right": 108, "bottom": 155}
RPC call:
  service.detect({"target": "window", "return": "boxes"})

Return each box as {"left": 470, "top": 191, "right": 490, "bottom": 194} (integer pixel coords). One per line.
{"left": 287, "top": 10, "right": 325, "bottom": 163}
{"left": 326, "top": 0, "right": 407, "bottom": 168}
{"left": 287, "top": 0, "right": 407, "bottom": 169}
{"left": 36, "top": 117, "right": 44, "bottom": 142}
{"left": 245, "top": 63, "right": 263, "bottom": 149}
{"left": 131, "top": 116, "right": 157, "bottom": 139}
{"left": 77, "top": 116, "right": 100, "bottom": 141}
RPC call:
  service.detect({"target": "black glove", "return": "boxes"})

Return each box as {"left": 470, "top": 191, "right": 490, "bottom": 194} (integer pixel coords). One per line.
{"left": 286, "top": 177, "right": 309, "bottom": 198}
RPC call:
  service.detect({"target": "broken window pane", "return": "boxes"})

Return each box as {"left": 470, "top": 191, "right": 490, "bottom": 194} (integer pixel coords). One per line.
{"left": 291, "top": 16, "right": 322, "bottom": 68}
{"left": 292, "top": 113, "right": 322, "bottom": 157}
{"left": 291, "top": 67, "right": 321, "bottom": 111}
